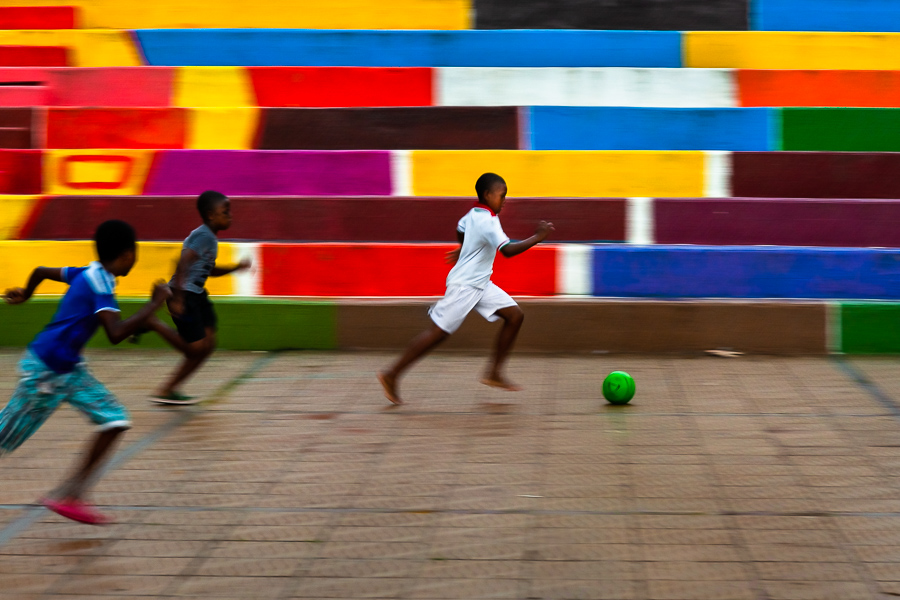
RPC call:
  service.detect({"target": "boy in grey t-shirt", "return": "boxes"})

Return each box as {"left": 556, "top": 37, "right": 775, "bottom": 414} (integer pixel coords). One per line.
{"left": 148, "top": 191, "right": 250, "bottom": 404}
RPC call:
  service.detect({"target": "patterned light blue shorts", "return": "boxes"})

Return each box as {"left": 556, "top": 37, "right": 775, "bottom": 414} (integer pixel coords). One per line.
{"left": 0, "top": 349, "right": 131, "bottom": 455}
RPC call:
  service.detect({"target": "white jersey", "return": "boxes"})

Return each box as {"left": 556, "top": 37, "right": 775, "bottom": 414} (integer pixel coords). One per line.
{"left": 446, "top": 205, "right": 510, "bottom": 290}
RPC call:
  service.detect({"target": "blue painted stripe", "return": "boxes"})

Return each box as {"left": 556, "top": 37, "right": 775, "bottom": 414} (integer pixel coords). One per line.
{"left": 135, "top": 29, "right": 682, "bottom": 67}
{"left": 592, "top": 246, "right": 900, "bottom": 300}
{"left": 752, "top": 0, "right": 900, "bottom": 31}
{"left": 531, "top": 107, "right": 775, "bottom": 151}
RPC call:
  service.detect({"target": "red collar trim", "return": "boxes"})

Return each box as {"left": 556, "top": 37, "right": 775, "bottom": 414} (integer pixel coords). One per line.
{"left": 473, "top": 202, "right": 497, "bottom": 217}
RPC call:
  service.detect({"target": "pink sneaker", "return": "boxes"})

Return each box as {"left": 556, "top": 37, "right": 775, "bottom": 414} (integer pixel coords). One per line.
{"left": 41, "top": 497, "right": 111, "bottom": 525}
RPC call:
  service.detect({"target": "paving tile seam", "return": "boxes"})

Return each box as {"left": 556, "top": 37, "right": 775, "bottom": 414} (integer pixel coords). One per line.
{"left": 5, "top": 504, "right": 900, "bottom": 519}
{"left": 0, "top": 353, "right": 277, "bottom": 550}
{"left": 833, "top": 357, "right": 900, "bottom": 421}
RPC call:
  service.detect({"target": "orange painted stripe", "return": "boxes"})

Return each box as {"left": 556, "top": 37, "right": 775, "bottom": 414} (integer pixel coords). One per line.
{"left": 739, "top": 70, "right": 900, "bottom": 108}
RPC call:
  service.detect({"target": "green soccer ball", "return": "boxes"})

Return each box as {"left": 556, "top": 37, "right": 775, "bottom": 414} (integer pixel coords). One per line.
{"left": 603, "top": 371, "right": 635, "bottom": 405}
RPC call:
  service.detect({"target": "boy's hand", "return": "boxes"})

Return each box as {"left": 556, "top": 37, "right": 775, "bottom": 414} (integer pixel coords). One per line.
{"left": 151, "top": 281, "right": 172, "bottom": 305}
{"left": 237, "top": 258, "right": 252, "bottom": 271}
{"left": 3, "top": 287, "right": 28, "bottom": 305}
{"left": 445, "top": 246, "right": 461, "bottom": 264}
{"left": 535, "top": 221, "right": 555, "bottom": 241}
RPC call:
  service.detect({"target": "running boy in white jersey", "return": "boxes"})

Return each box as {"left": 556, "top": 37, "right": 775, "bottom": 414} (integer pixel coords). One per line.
{"left": 378, "top": 173, "right": 553, "bottom": 405}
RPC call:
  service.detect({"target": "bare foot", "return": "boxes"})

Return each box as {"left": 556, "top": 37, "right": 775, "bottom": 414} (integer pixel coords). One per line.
{"left": 377, "top": 372, "right": 403, "bottom": 405}
{"left": 480, "top": 376, "right": 522, "bottom": 392}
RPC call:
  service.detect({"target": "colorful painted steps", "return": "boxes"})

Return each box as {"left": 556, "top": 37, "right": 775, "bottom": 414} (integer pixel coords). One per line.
{"left": 13, "top": 28, "right": 900, "bottom": 69}
{"left": 4, "top": 241, "right": 900, "bottom": 300}
{"left": 9, "top": 149, "right": 900, "bottom": 198}
{"left": 0, "top": 297, "right": 829, "bottom": 355}
{"left": 122, "top": 30, "right": 900, "bottom": 69}
{"left": 8, "top": 107, "right": 900, "bottom": 152}
{"left": 10, "top": 1, "right": 896, "bottom": 33}
{"left": 3, "top": 1, "right": 470, "bottom": 29}
{"left": 10, "top": 107, "right": 900, "bottom": 152}
{"left": 8, "top": 295, "right": 900, "bottom": 355}
{"left": 136, "top": 30, "right": 682, "bottom": 68}
{"left": 17, "top": 196, "right": 900, "bottom": 250}
{"left": 19, "top": 196, "right": 626, "bottom": 243}
{"left": 10, "top": 67, "right": 900, "bottom": 109}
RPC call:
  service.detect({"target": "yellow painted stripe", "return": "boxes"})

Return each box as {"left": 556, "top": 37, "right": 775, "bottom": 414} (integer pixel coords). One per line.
{"left": 0, "top": 196, "right": 41, "bottom": 241}
{"left": 186, "top": 108, "right": 261, "bottom": 150}
{"left": 43, "top": 150, "right": 155, "bottom": 196}
{"left": 0, "top": 241, "right": 236, "bottom": 298}
{"left": 8, "top": 0, "right": 470, "bottom": 29}
{"left": 411, "top": 151, "right": 706, "bottom": 198}
{"left": 174, "top": 68, "right": 257, "bottom": 108}
{"left": 685, "top": 31, "right": 900, "bottom": 70}
{"left": 0, "top": 30, "right": 142, "bottom": 67}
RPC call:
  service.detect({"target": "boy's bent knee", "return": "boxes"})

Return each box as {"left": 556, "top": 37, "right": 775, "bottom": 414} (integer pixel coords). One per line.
{"left": 502, "top": 307, "right": 525, "bottom": 325}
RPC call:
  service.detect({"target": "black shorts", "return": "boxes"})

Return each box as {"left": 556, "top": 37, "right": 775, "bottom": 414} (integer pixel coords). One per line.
{"left": 171, "top": 290, "right": 217, "bottom": 344}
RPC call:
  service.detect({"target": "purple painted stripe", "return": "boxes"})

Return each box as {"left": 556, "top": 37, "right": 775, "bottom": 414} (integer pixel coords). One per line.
{"left": 143, "top": 150, "right": 393, "bottom": 196}
{"left": 656, "top": 198, "right": 900, "bottom": 248}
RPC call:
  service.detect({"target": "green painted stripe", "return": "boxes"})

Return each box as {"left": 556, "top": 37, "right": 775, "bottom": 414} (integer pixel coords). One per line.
{"left": 0, "top": 297, "right": 336, "bottom": 351}
{"left": 840, "top": 302, "right": 900, "bottom": 354}
{"left": 782, "top": 108, "right": 900, "bottom": 152}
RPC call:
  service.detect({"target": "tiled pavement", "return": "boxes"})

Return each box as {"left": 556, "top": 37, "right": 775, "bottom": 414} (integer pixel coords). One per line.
{"left": 2, "top": 348, "right": 900, "bottom": 599}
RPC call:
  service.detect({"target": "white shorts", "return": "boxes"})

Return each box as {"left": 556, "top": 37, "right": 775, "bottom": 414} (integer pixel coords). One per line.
{"left": 429, "top": 282, "right": 518, "bottom": 334}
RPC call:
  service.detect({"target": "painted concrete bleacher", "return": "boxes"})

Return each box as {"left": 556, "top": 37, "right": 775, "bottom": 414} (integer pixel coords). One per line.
{"left": 2, "top": 0, "right": 900, "bottom": 353}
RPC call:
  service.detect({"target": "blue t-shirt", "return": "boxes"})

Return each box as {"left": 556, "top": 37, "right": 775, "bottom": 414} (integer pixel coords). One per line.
{"left": 29, "top": 262, "right": 120, "bottom": 374}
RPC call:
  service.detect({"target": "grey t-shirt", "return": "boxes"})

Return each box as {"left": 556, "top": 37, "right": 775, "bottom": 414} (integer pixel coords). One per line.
{"left": 171, "top": 224, "right": 217, "bottom": 294}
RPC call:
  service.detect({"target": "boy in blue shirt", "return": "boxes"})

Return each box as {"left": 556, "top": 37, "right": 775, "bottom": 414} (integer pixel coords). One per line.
{"left": 0, "top": 220, "right": 171, "bottom": 524}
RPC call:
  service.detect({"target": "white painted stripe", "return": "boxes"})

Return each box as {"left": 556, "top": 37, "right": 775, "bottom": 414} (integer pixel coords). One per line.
{"left": 390, "top": 150, "right": 412, "bottom": 196}
{"left": 438, "top": 67, "right": 738, "bottom": 108}
{"left": 703, "top": 151, "right": 732, "bottom": 198}
{"left": 626, "top": 197, "right": 654, "bottom": 245}
{"left": 557, "top": 244, "right": 593, "bottom": 296}
{"left": 233, "top": 243, "right": 261, "bottom": 297}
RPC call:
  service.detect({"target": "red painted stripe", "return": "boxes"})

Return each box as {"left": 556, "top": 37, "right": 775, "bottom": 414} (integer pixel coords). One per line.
{"left": 0, "top": 46, "right": 67, "bottom": 67}
{"left": 48, "top": 67, "right": 175, "bottom": 107}
{"left": 738, "top": 70, "right": 900, "bottom": 108}
{"left": 248, "top": 67, "right": 433, "bottom": 108}
{"left": 260, "top": 243, "right": 557, "bottom": 297}
{"left": 14, "top": 195, "right": 51, "bottom": 240}
{"left": 0, "top": 149, "right": 41, "bottom": 194}
{"left": 47, "top": 108, "right": 186, "bottom": 149}
{"left": 0, "top": 7, "right": 75, "bottom": 29}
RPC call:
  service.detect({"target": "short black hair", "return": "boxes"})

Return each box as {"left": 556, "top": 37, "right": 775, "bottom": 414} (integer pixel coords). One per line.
{"left": 475, "top": 173, "right": 505, "bottom": 202}
{"left": 197, "top": 190, "right": 228, "bottom": 220}
{"left": 94, "top": 220, "right": 136, "bottom": 262}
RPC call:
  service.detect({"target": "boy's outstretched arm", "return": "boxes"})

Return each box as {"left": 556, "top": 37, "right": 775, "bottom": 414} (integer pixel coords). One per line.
{"left": 210, "top": 258, "right": 251, "bottom": 278}
{"left": 500, "top": 221, "right": 554, "bottom": 258}
{"left": 97, "top": 282, "right": 172, "bottom": 345}
{"left": 3, "top": 267, "right": 66, "bottom": 304}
